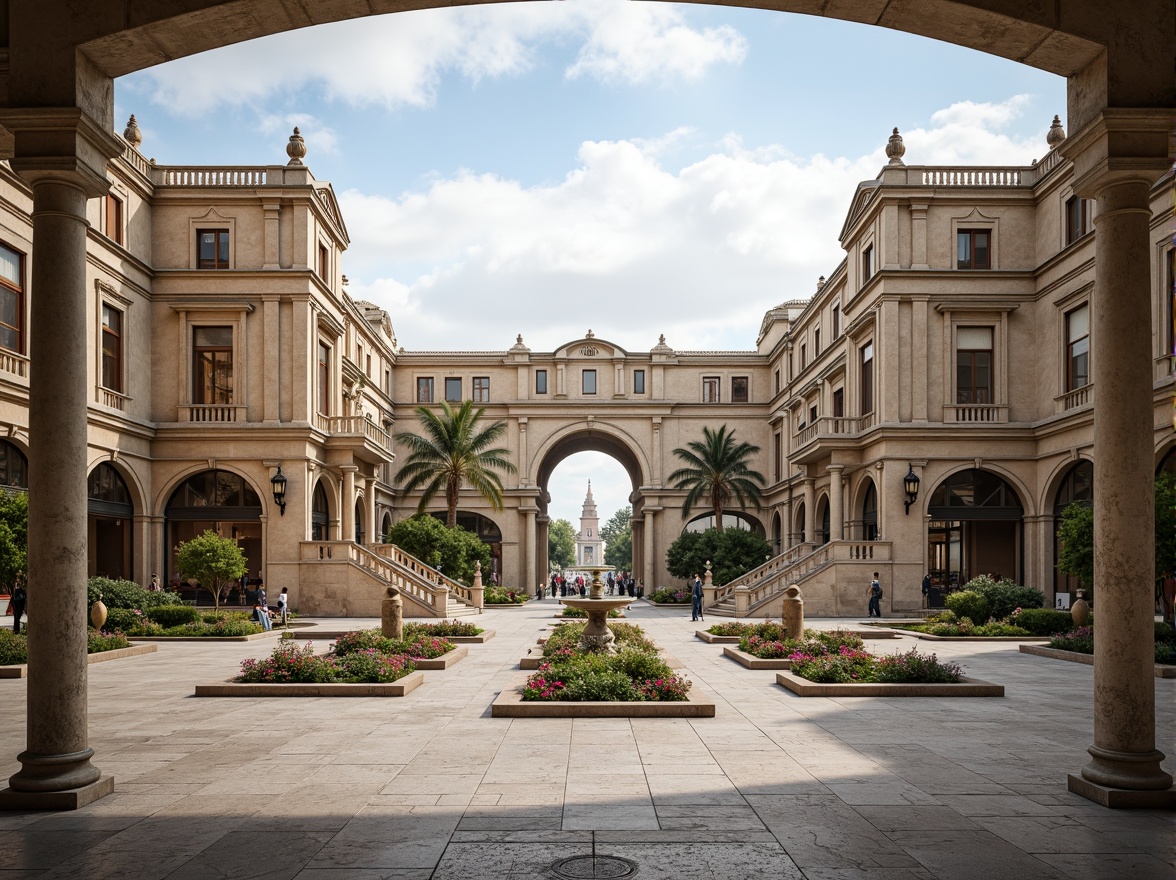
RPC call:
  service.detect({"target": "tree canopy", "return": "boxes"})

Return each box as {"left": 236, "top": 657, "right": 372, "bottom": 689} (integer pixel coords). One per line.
{"left": 0, "top": 491, "right": 27, "bottom": 594}
{"left": 665, "top": 526, "right": 771, "bottom": 587}
{"left": 668, "top": 425, "right": 766, "bottom": 531}
{"left": 393, "top": 400, "right": 517, "bottom": 528}
{"left": 601, "top": 506, "right": 632, "bottom": 570}
{"left": 547, "top": 518, "right": 576, "bottom": 571}
{"left": 386, "top": 514, "right": 491, "bottom": 587}
{"left": 175, "top": 530, "right": 247, "bottom": 610}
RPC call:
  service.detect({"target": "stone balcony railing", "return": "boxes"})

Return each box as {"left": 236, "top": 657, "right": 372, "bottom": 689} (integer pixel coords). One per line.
{"left": 0, "top": 350, "right": 28, "bottom": 381}
{"left": 154, "top": 166, "right": 269, "bottom": 187}
{"left": 179, "top": 403, "right": 248, "bottom": 423}
{"left": 793, "top": 413, "right": 876, "bottom": 450}
{"left": 1056, "top": 384, "right": 1092, "bottom": 413}
{"left": 314, "top": 413, "right": 392, "bottom": 450}
{"left": 943, "top": 403, "right": 1009, "bottom": 423}
{"left": 97, "top": 386, "right": 129, "bottom": 412}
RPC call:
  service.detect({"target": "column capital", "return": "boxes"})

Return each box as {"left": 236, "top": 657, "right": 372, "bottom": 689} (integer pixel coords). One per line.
{"left": 340, "top": 465, "right": 359, "bottom": 474}
{"left": 0, "top": 107, "right": 124, "bottom": 197}
{"left": 1060, "top": 108, "right": 1172, "bottom": 198}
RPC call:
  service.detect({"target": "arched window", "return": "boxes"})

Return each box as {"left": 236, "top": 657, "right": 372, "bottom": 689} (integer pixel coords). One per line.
{"left": 927, "top": 469, "right": 1024, "bottom": 588}
{"left": 312, "top": 481, "right": 330, "bottom": 541}
{"left": 861, "top": 481, "right": 878, "bottom": 541}
{"left": 1053, "top": 460, "right": 1093, "bottom": 595}
{"left": 166, "top": 470, "right": 262, "bottom": 599}
{"left": 0, "top": 440, "right": 27, "bottom": 489}
{"left": 88, "top": 463, "right": 133, "bottom": 580}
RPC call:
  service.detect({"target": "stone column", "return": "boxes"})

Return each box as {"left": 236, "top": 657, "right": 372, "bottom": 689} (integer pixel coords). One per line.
{"left": 365, "top": 476, "right": 377, "bottom": 545}
{"left": 0, "top": 108, "right": 122, "bottom": 809}
{"left": 536, "top": 515, "right": 549, "bottom": 582}
{"left": 643, "top": 508, "right": 655, "bottom": 589}
{"left": 262, "top": 295, "right": 280, "bottom": 423}
{"left": 341, "top": 466, "right": 357, "bottom": 543}
{"left": 802, "top": 476, "right": 815, "bottom": 544}
{"left": 828, "top": 465, "right": 844, "bottom": 541}
{"left": 1063, "top": 110, "right": 1173, "bottom": 807}
{"left": 517, "top": 418, "right": 528, "bottom": 487}
{"left": 524, "top": 507, "right": 537, "bottom": 593}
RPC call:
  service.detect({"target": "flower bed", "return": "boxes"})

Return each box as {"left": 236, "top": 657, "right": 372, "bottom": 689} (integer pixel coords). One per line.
{"left": 1045, "top": 622, "right": 1175, "bottom": 665}
{"left": 650, "top": 587, "right": 690, "bottom": 604}
{"left": 891, "top": 607, "right": 1073, "bottom": 639}
{"left": 483, "top": 585, "right": 525, "bottom": 605}
{"left": 103, "top": 606, "right": 266, "bottom": 638}
{"left": 789, "top": 646, "right": 962, "bottom": 684}
{"left": 237, "top": 639, "right": 417, "bottom": 684}
{"left": 739, "top": 626, "right": 863, "bottom": 660}
{"left": 706, "top": 622, "right": 750, "bottom": 637}
{"left": 0, "top": 629, "right": 133, "bottom": 666}
{"left": 523, "top": 622, "right": 690, "bottom": 703}
{"left": 402, "top": 620, "right": 484, "bottom": 639}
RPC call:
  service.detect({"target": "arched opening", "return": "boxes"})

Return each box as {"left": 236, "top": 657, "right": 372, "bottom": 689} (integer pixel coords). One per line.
{"left": 1158, "top": 446, "right": 1176, "bottom": 476}
{"left": 1053, "top": 460, "right": 1093, "bottom": 598}
{"left": 311, "top": 480, "right": 330, "bottom": 540}
{"left": 771, "top": 511, "right": 782, "bottom": 555}
{"left": 0, "top": 440, "right": 27, "bottom": 490}
{"left": 859, "top": 479, "right": 878, "bottom": 541}
{"left": 428, "top": 510, "right": 503, "bottom": 582}
{"left": 928, "top": 468, "right": 1025, "bottom": 590}
{"left": 87, "top": 463, "right": 133, "bottom": 580}
{"left": 815, "top": 495, "right": 830, "bottom": 545}
{"left": 165, "top": 469, "right": 262, "bottom": 602}
{"left": 682, "top": 512, "right": 764, "bottom": 535}
{"left": 380, "top": 510, "right": 393, "bottom": 543}
{"left": 794, "top": 501, "right": 806, "bottom": 545}
{"left": 354, "top": 498, "right": 365, "bottom": 544}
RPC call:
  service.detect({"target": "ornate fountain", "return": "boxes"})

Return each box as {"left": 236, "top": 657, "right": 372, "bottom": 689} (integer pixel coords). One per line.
{"left": 559, "top": 564, "right": 633, "bottom": 652}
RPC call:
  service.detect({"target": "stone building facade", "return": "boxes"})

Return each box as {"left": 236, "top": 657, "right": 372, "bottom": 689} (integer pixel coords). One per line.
{"left": 0, "top": 121, "right": 1172, "bottom": 619}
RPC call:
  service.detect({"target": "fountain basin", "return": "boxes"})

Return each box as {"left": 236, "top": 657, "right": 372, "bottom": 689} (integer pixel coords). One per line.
{"left": 559, "top": 596, "right": 634, "bottom": 652}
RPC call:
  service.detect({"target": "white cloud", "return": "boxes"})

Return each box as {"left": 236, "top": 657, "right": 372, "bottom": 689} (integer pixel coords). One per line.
{"left": 342, "top": 95, "right": 1048, "bottom": 353}
{"left": 122, "top": 1, "right": 747, "bottom": 116}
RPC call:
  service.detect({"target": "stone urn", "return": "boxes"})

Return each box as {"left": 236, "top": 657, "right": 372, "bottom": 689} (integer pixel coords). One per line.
{"left": 90, "top": 594, "right": 108, "bottom": 630}
{"left": 1070, "top": 590, "right": 1090, "bottom": 627}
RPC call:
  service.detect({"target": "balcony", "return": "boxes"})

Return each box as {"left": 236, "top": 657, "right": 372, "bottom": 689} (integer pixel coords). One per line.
{"left": 179, "top": 403, "right": 247, "bottom": 422}
{"left": 942, "top": 404, "right": 1009, "bottom": 424}
{"left": 1055, "top": 384, "right": 1092, "bottom": 414}
{"left": 315, "top": 412, "right": 394, "bottom": 464}
{"left": 96, "top": 386, "right": 129, "bottom": 412}
{"left": 791, "top": 413, "right": 875, "bottom": 463}
{"left": 0, "top": 350, "right": 28, "bottom": 384}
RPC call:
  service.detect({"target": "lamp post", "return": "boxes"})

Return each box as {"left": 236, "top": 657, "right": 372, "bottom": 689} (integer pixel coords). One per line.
{"left": 903, "top": 464, "right": 920, "bottom": 515}
{"left": 270, "top": 466, "right": 287, "bottom": 516}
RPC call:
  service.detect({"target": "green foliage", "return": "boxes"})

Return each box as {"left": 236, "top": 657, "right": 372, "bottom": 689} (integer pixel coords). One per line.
{"left": 874, "top": 649, "right": 963, "bottom": 683}
{"left": 560, "top": 606, "right": 621, "bottom": 618}
{"left": 547, "top": 518, "right": 576, "bottom": 571}
{"left": 335, "top": 649, "right": 416, "bottom": 683}
{"left": 145, "top": 605, "right": 201, "bottom": 628}
{"left": 0, "top": 490, "right": 27, "bottom": 592}
{"left": 1156, "top": 621, "right": 1175, "bottom": 642}
{"left": 650, "top": 586, "right": 690, "bottom": 603}
{"left": 167, "top": 618, "right": 262, "bottom": 637}
{"left": 664, "top": 527, "right": 771, "bottom": 586}
{"left": 104, "top": 607, "right": 160, "bottom": 635}
{"left": 238, "top": 641, "right": 338, "bottom": 683}
{"left": 385, "top": 514, "right": 491, "bottom": 586}
{"left": 962, "top": 575, "right": 1044, "bottom": 620}
{"left": 1014, "top": 608, "right": 1076, "bottom": 636}
{"left": 542, "top": 621, "right": 654, "bottom": 656}
{"left": 668, "top": 424, "right": 766, "bottom": 529}
{"left": 0, "top": 630, "right": 26, "bottom": 665}
{"left": 87, "top": 631, "right": 130, "bottom": 653}
{"left": 484, "top": 584, "right": 524, "bottom": 604}
{"left": 175, "top": 530, "right": 247, "bottom": 611}
{"left": 87, "top": 577, "right": 181, "bottom": 611}
{"left": 563, "top": 669, "right": 639, "bottom": 701}
{"left": 1049, "top": 626, "right": 1094, "bottom": 653}
{"left": 402, "top": 620, "right": 483, "bottom": 638}
{"left": 739, "top": 626, "right": 863, "bottom": 659}
{"left": 523, "top": 642, "right": 690, "bottom": 702}
{"left": 790, "top": 646, "right": 963, "bottom": 684}
{"left": 601, "top": 507, "right": 633, "bottom": 570}
{"left": 944, "top": 590, "right": 990, "bottom": 623}
{"left": 706, "top": 621, "right": 749, "bottom": 636}
{"left": 393, "top": 399, "right": 517, "bottom": 527}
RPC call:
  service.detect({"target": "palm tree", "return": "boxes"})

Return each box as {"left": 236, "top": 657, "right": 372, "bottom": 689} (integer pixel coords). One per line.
{"left": 668, "top": 425, "right": 766, "bottom": 531}
{"left": 394, "top": 400, "right": 517, "bottom": 527}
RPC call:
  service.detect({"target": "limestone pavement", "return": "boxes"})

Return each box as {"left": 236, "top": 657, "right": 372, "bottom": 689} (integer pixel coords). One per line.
{"left": 0, "top": 599, "right": 1170, "bottom": 879}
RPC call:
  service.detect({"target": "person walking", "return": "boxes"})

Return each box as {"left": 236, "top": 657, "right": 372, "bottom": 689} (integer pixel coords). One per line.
{"left": 10, "top": 582, "right": 26, "bottom": 634}
{"left": 867, "top": 572, "right": 883, "bottom": 618}
{"left": 691, "top": 573, "right": 703, "bottom": 621}
{"left": 276, "top": 587, "right": 289, "bottom": 625}
{"left": 921, "top": 573, "right": 931, "bottom": 608}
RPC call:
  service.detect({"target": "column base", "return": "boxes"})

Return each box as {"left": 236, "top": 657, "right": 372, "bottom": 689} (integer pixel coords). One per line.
{"left": 0, "top": 775, "right": 113, "bottom": 811}
{"left": 1068, "top": 773, "right": 1175, "bottom": 809}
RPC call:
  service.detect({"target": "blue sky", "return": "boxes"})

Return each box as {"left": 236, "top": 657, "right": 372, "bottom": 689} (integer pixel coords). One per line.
{"left": 116, "top": 2, "right": 1065, "bottom": 538}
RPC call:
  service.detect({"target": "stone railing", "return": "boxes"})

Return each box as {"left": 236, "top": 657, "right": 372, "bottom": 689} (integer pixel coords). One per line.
{"left": 792, "top": 413, "right": 876, "bottom": 449}
{"left": 705, "top": 542, "right": 813, "bottom": 607}
{"left": 179, "top": 403, "right": 248, "bottom": 423}
{"left": 372, "top": 542, "right": 480, "bottom": 609}
{"left": 314, "top": 413, "right": 392, "bottom": 449}
{"left": 97, "top": 386, "right": 129, "bottom": 412}
{"left": 1056, "top": 384, "right": 1092, "bottom": 412}
{"left": 730, "top": 540, "right": 892, "bottom": 615}
{"left": 301, "top": 541, "right": 454, "bottom": 614}
{"left": 0, "top": 350, "right": 28, "bottom": 380}
{"left": 154, "top": 166, "right": 269, "bottom": 187}
{"left": 943, "top": 404, "right": 1009, "bottom": 423}
{"left": 121, "top": 144, "right": 152, "bottom": 179}
{"left": 919, "top": 167, "right": 1024, "bottom": 187}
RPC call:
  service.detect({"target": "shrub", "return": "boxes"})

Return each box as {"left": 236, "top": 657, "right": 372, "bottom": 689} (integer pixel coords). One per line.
{"left": 104, "top": 607, "right": 164, "bottom": 636}
{"left": 87, "top": 631, "right": 130, "bottom": 653}
{"left": 962, "top": 576, "right": 1044, "bottom": 620}
{"left": 332, "top": 629, "right": 397, "bottom": 656}
{"left": 971, "top": 622, "right": 1030, "bottom": 636}
{"left": 1049, "top": 626, "right": 1094, "bottom": 654}
{"left": 0, "top": 630, "right": 27, "bottom": 665}
{"left": 789, "top": 647, "right": 875, "bottom": 683}
{"left": 945, "top": 590, "right": 990, "bottom": 623}
{"left": 145, "top": 605, "right": 201, "bottom": 628}
{"left": 1156, "top": 642, "right": 1176, "bottom": 665}
{"left": 168, "top": 618, "right": 261, "bottom": 637}
{"left": 1014, "top": 608, "right": 1075, "bottom": 636}
{"left": 651, "top": 587, "right": 689, "bottom": 604}
{"left": 1155, "top": 622, "right": 1175, "bottom": 643}
{"left": 789, "top": 646, "right": 964, "bottom": 684}
{"left": 611, "top": 647, "right": 673, "bottom": 682}
{"left": 335, "top": 649, "right": 415, "bottom": 683}
{"left": 484, "top": 585, "right": 524, "bottom": 604}
{"left": 524, "top": 649, "right": 688, "bottom": 702}
{"left": 706, "top": 622, "right": 749, "bottom": 636}
{"left": 88, "top": 577, "right": 182, "bottom": 611}
{"left": 635, "top": 675, "right": 692, "bottom": 701}
{"left": 237, "top": 641, "right": 337, "bottom": 683}
{"left": 402, "top": 620, "right": 482, "bottom": 638}
{"left": 403, "top": 636, "right": 454, "bottom": 659}
{"left": 563, "top": 669, "right": 639, "bottom": 701}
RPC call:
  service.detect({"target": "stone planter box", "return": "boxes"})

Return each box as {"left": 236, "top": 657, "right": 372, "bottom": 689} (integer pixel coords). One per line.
{"left": 522, "top": 645, "right": 681, "bottom": 671}
{"left": 484, "top": 603, "right": 528, "bottom": 608}
{"left": 1019, "top": 644, "right": 1176, "bottom": 678}
{"left": 290, "top": 629, "right": 493, "bottom": 644}
{"left": 723, "top": 646, "right": 792, "bottom": 670}
{"left": 775, "top": 670, "right": 1004, "bottom": 697}
{"left": 491, "top": 673, "right": 715, "bottom": 717}
{"left": 133, "top": 628, "right": 301, "bottom": 642}
{"left": 643, "top": 600, "right": 691, "bottom": 608}
{"left": 695, "top": 631, "right": 740, "bottom": 643}
{"left": 194, "top": 670, "right": 425, "bottom": 697}
{"left": 0, "top": 643, "right": 158, "bottom": 679}
{"left": 892, "top": 629, "right": 1049, "bottom": 642}
{"left": 412, "top": 645, "right": 467, "bottom": 670}
{"left": 447, "top": 631, "right": 494, "bottom": 643}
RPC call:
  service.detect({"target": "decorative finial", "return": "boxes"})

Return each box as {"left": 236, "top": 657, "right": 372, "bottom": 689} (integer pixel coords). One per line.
{"left": 1046, "top": 115, "right": 1066, "bottom": 148}
{"left": 123, "top": 115, "right": 142, "bottom": 148}
{"left": 816, "top": 275, "right": 825, "bottom": 291}
{"left": 286, "top": 127, "right": 307, "bottom": 165}
{"left": 585, "top": 329, "right": 595, "bottom": 338}
{"left": 517, "top": 334, "right": 523, "bottom": 345}
{"left": 659, "top": 334, "right": 666, "bottom": 345}
{"left": 885, "top": 127, "right": 905, "bottom": 165}
{"left": 341, "top": 275, "right": 349, "bottom": 286}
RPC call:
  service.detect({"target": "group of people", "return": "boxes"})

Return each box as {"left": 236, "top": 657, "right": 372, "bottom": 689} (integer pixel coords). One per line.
{"left": 539, "top": 571, "right": 643, "bottom": 599}
{"left": 249, "top": 584, "right": 289, "bottom": 630}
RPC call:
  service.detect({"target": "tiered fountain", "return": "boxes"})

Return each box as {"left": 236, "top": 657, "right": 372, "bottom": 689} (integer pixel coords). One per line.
{"left": 559, "top": 564, "right": 632, "bottom": 652}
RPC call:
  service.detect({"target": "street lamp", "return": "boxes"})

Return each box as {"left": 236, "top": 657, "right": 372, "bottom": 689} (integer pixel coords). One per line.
{"left": 903, "top": 464, "right": 920, "bottom": 515}
{"left": 270, "top": 465, "right": 287, "bottom": 516}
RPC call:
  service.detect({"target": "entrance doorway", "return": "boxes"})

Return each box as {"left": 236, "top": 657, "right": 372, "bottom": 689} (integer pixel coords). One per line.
{"left": 87, "top": 463, "right": 133, "bottom": 580}
{"left": 927, "top": 469, "right": 1024, "bottom": 591}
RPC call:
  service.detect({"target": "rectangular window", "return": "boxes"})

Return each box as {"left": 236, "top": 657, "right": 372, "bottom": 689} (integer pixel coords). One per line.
{"left": 365, "top": 353, "right": 372, "bottom": 377}
{"left": 535, "top": 369, "right": 548, "bottom": 394}
{"left": 0, "top": 244, "right": 23, "bottom": 353}
{"left": 1066, "top": 305, "right": 1090, "bottom": 391}
{"left": 773, "top": 432, "right": 782, "bottom": 480}
{"left": 832, "top": 304, "right": 840, "bottom": 338}
{"left": 105, "top": 195, "right": 123, "bottom": 246}
{"left": 193, "top": 326, "right": 233, "bottom": 404}
{"left": 417, "top": 377, "right": 434, "bottom": 404}
{"left": 861, "top": 341, "right": 874, "bottom": 415}
{"left": 862, "top": 244, "right": 874, "bottom": 281}
{"left": 731, "top": 376, "right": 748, "bottom": 403}
{"left": 800, "top": 344, "right": 807, "bottom": 369}
{"left": 384, "top": 368, "right": 391, "bottom": 395}
{"left": 702, "top": 376, "right": 720, "bottom": 403}
{"left": 814, "top": 328, "right": 820, "bottom": 354}
{"left": 582, "top": 369, "right": 597, "bottom": 394}
{"left": 1066, "top": 197, "right": 1091, "bottom": 245}
{"left": 473, "top": 376, "right": 490, "bottom": 403}
{"left": 956, "top": 326, "right": 993, "bottom": 404}
{"left": 317, "top": 342, "right": 331, "bottom": 414}
{"left": 809, "top": 404, "right": 817, "bottom": 425}
{"left": 196, "top": 229, "right": 230, "bottom": 270}
{"left": 956, "top": 229, "right": 991, "bottom": 269}
{"left": 832, "top": 388, "right": 844, "bottom": 418}
{"left": 774, "top": 369, "right": 780, "bottom": 394}
{"left": 444, "top": 377, "right": 462, "bottom": 402}
{"left": 633, "top": 369, "right": 645, "bottom": 394}
{"left": 318, "top": 243, "right": 329, "bottom": 280}
{"left": 101, "top": 304, "right": 122, "bottom": 392}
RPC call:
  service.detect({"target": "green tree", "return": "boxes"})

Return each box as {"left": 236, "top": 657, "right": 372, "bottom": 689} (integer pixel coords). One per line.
{"left": 665, "top": 527, "right": 771, "bottom": 586}
{"left": 668, "top": 425, "right": 766, "bottom": 531}
{"left": 0, "top": 491, "right": 28, "bottom": 594}
{"left": 175, "top": 530, "right": 247, "bottom": 611}
{"left": 601, "top": 506, "right": 632, "bottom": 570}
{"left": 386, "top": 514, "right": 492, "bottom": 587}
{"left": 394, "top": 399, "right": 517, "bottom": 528}
{"left": 548, "top": 518, "right": 576, "bottom": 571}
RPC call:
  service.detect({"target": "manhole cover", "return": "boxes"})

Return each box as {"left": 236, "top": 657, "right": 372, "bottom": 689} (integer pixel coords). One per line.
{"left": 550, "top": 854, "right": 638, "bottom": 879}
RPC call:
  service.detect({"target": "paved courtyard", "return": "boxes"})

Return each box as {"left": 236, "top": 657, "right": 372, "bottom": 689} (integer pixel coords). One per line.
{"left": 0, "top": 599, "right": 1170, "bottom": 879}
